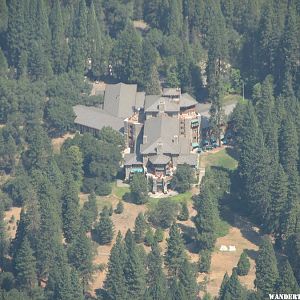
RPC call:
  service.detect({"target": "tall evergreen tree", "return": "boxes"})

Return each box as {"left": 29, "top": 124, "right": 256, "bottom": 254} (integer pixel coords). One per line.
{"left": 134, "top": 212, "right": 147, "bottom": 243}
{"left": 68, "top": 230, "right": 93, "bottom": 291}
{"left": 221, "top": 268, "right": 245, "bottom": 300}
{"left": 178, "top": 258, "right": 198, "bottom": 299}
{"left": 111, "top": 25, "right": 142, "bottom": 84}
{"left": 165, "top": 223, "right": 186, "bottom": 277}
{"left": 80, "top": 191, "right": 98, "bottom": 232}
{"left": 124, "top": 230, "right": 146, "bottom": 300}
{"left": 62, "top": 174, "right": 81, "bottom": 243}
{"left": 68, "top": 0, "right": 88, "bottom": 73}
{"left": 94, "top": 208, "right": 114, "bottom": 245}
{"left": 13, "top": 237, "right": 37, "bottom": 290}
{"left": 255, "top": 237, "right": 279, "bottom": 297}
{"left": 104, "top": 232, "right": 127, "bottom": 300}
{"left": 49, "top": 0, "right": 69, "bottom": 74}
{"left": 0, "top": 202, "right": 7, "bottom": 270}
{"left": 276, "top": 259, "right": 300, "bottom": 293}
{"left": 219, "top": 272, "right": 230, "bottom": 299}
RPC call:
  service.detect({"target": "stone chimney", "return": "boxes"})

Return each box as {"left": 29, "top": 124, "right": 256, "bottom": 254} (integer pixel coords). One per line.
{"left": 173, "top": 135, "right": 178, "bottom": 144}
{"left": 143, "top": 135, "right": 147, "bottom": 144}
{"left": 156, "top": 142, "right": 163, "bottom": 154}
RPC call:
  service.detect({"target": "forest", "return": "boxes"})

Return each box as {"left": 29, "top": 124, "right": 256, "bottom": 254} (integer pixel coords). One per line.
{"left": 0, "top": 0, "right": 300, "bottom": 299}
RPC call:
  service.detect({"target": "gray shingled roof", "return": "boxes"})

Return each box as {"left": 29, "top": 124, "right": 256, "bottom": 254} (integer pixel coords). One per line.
{"left": 180, "top": 93, "right": 198, "bottom": 108}
{"left": 124, "top": 153, "right": 143, "bottom": 166}
{"left": 162, "top": 88, "right": 181, "bottom": 97}
{"left": 135, "top": 92, "right": 146, "bottom": 108}
{"left": 140, "top": 115, "right": 180, "bottom": 155}
{"left": 144, "top": 95, "right": 179, "bottom": 112}
{"left": 103, "top": 83, "right": 137, "bottom": 118}
{"left": 149, "top": 155, "right": 170, "bottom": 165}
{"left": 73, "top": 105, "right": 124, "bottom": 132}
{"left": 177, "top": 154, "right": 198, "bottom": 166}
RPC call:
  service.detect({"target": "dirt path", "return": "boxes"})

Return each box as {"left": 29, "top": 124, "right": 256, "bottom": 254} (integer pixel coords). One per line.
{"left": 51, "top": 133, "right": 75, "bottom": 153}
{"left": 4, "top": 207, "right": 22, "bottom": 239}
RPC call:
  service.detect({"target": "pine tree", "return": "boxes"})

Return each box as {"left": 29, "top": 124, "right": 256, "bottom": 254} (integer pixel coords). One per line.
{"left": 276, "top": 259, "right": 300, "bottom": 293}
{"left": 68, "top": 0, "right": 88, "bottom": 73}
{"left": 49, "top": 0, "right": 69, "bottom": 74}
{"left": 13, "top": 237, "right": 37, "bottom": 290}
{"left": 104, "top": 231, "right": 127, "bottom": 300}
{"left": 222, "top": 268, "right": 245, "bottom": 300}
{"left": 166, "top": 0, "right": 183, "bottom": 36}
{"left": 0, "top": 48, "right": 8, "bottom": 76}
{"left": 199, "top": 249, "right": 212, "bottom": 273}
{"left": 81, "top": 191, "right": 98, "bottom": 232}
{"left": 237, "top": 251, "right": 250, "bottom": 276}
{"left": 265, "top": 163, "right": 288, "bottom": 238}
{"left": 168, "top": 278, "right": 188, "bottom": 300}
{"left": 146, "top": 241, "right": 168, "bottom": 300}
{"left": 178, "top": 258, "right": 198, "bottom": 299}
{"left": 134, "top": 213, "right": 147, "bottom": 243}
{"left": 145, "top": 65, "right": 161, "bottom": 95}
{"left": 177, "top": 202, "right": 189, "bottom": 221}
{"left": 94, "top": 208, "right": 114, "bottom": 245}
{"left": 255, "top": 237, "right": 279, "bottom": 297}
{"left": 0, "top": 0, "right": 8, "bottom": 35}
{"left": 62, "top": 174, "right": 81, "bottom": 243}
{"left": 124, "top": 229, "right": 146, "bottom": 299}
{"left": 114, "top": 200, "right": 124, "bottom": 214}
{"left": 68, "top": 230, "right": 93, "bottom": 291}
{"left": 193, "top": 185, "right": 218, "bottom": 250}
{"left": 165, "top": 223, "right": 186, "bottom": 276}
{"left": 144, "top": 227, "right": 154, "bottom": 247}
{"left": 219, "top": 272, "right": 230, "bottom": 299}
{"left": 130, "top": 173, "right": 149, "bottom": 204}
{"left": 0, "top": 202, "right": 8, "bottom": 269}
{"left": 112, "top": 25, "right": 142, "bottom": 84}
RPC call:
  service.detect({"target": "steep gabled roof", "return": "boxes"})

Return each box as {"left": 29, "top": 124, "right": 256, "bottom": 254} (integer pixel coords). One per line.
{"left": 103, "top": 83, "right": 137, "bottom": 118}
{"left": 149, "top": 154, "right": 171, "bottom": 165}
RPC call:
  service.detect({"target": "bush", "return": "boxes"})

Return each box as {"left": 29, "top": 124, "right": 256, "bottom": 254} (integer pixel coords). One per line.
{"left": 134, "top": 213, "right": 147, "bottom": 243}
{"left": 149, "top": 198, "right": 179, "bottom": 229}
{"left": 154, "top": 228, "right": 164, "bottom": 243}
{"left": 130, "top": 173, "right": 148, "bottom": 204}
{"left": 93, "top": 210, "right": 114, "bottom": 245}
{"left": 82, "top": 178, "right": 112, "bottom": 196}
{"left": 199, "top": 250, "right": 212, "bottom": 273}
{"left": 237, "top": 251, "right": 250, "bottom": 276}
{"left": 171, "top": 164, "right": 195, "bottom": 193}
{"left": 114, "top": 201, "right": 124, "bottom": 214}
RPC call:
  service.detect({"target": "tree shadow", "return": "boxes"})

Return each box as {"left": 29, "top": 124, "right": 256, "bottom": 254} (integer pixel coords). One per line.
{"left": 225, "top": 147, "right": 239, "bottom": 161}
{"left": 244, "top": 249, "right": 258, "bottom": 261}
{"left": 177, "top": 223, "right": 199, "bottom": 254}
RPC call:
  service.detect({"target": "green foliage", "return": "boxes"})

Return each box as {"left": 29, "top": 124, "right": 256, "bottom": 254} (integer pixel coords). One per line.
{"left": 177, "top": 201, "right": 189, "bottom": 221}
{"left": 134, "top": 212, "right": 147, "bottom": 243}
{"left": 221, "top": 268, "right": 245, "bottom": 300}
{"left": 149, "top": 198, "right": 179, "bottom": 229}
{"left": 130, "top": 173, "right": 149, "bottom": 205}
{"left": 114, "top": 200, "right": 124, "bottom": 214}
{"left": 165, "top": 223, "right": 186, "bottom": 276}
{"left": 255, "top": 237, "right": 279, "bottom": 297}
{"left": 237, "top": 251, "right": 250, "bottom": 276}
{"left": 171, "top": 164, "right": 194, "bottom": 193}
{"left": 13, "top": 237, "right": 37, "bottom": 290}
{"left": 144, "top": 227, "right": 154, "bottom": 247}
{"left": 94, "top": 209, "right": 114, "bottom": 245}
{"left": 154, "top": 228, "right": 164, "bottom": 243}
{"left": 276, "top": 259, "right": 300, "bottom": 293}
{"left": 80, "top": 192, "right": 98, "bottom": 232}
{"left": 199, "top": 249, "right": 212, "bottom": 273}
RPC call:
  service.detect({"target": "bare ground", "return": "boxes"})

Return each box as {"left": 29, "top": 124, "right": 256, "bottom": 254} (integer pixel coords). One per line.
{"left": 51, "top": 133, "right": 75, "bottom": 153}
{"left": 4, "top": 207, "right": 22, "bottom": 239}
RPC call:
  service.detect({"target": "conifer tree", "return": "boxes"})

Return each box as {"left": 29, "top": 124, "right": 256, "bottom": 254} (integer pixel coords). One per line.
{"left": 177, "top": 202, "right": 189, "bottom": 221}
{"left": 237, "top": 251, "right": 250, "bottom": 276}
{"left": 144, "top": 227, "right": 155, "bottom": 247}
{"left": 145, "top": 65, "right": 161, "bottom": 95}
{"left": 168, "top": 278, "right": 188, "bottom": 300}
{"left": 134, "top": 212, "right": 147, "bottom": 243}
{"left": 114, "top": 200, "right": 124, "bottom": 214}
{"left": 193, "top": 185, "right": 218, "bottom": 250}
{"left": 80, "top": 192, "right": 98, "bottom": 232}
{"left": 104, "top": 231, "right": 127, "bottom": 300}
{"left": 13, "top": 237, "right": 37, "bottom": 290}
{"left": 165, "top": 223, "right": 186, "bottom": 276}
{"left": 124, "top": 229, "right": 146, "bottom": 299}
{"left": 219, "top": 272, "right": 230, "bottom": 299}
{"left": 0, "top": 48, "right": 8, "bottom": 76}
{"left": 178, "top": 258, "right": 198, "bottom": 299}
{"left": 68, "top": 0, "right": 88, "bottom": 73}
{"left": 199, "top": 249, "right": 212, "bottom": 273}
{"left": 0, "top": 202, "right": 7, "bottom": 269}
{"left": 255, "top": 237, "right": 279, "bottom": 297}
{"left": 94, "top": 208, "right": 114, "bottom": 245}
{"left": 130, "top": 173, "right": 149, "bottom": 204}
{"left": 68, "top": 230, "right": 93, "bottom": 291}
{"left": 222, "top": 268, "right": 245, "bottom": 300}
{"left": 49, "top": 0, "right": 69, "bottom": 74}
{"left": 112, "top": 25, "right": 142, "bottom": 84}
{"left": 146, "top": 241, "right": 168, "bottom": 300}
{"left": 0, "top": 0, "right": 8, "bottom": 35}
{"left": 62, "top": 174, "right": 81, "bottom": 243}
{"left": 276, "top": 259, "right": 300, "bottom": 294}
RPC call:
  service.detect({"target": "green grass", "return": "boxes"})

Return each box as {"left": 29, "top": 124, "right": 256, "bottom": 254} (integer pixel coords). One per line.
{"left": 147, "top": 191, "right": 193, "bottom": 209}
{"left": 223, "top": 94, "right": 242, "bottom": 104}
{"left": 200, "top": 148, "right": 238, "bottom": 170}
{"left": 112, "top": 184, "right": 130, "bottom": 199}
{"left": 216, "top": 219, "right": 231, "bottom": 238}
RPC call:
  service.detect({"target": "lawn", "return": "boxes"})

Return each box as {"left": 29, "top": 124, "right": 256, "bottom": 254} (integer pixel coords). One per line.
{"left": 148, "top": 191, "right": 193, "bottom": 209}
{"left": 112, "top": 184, "right": 130, "bottom": 199}
{"left": 200, "top": 148, "right": 238, "bottom": 170}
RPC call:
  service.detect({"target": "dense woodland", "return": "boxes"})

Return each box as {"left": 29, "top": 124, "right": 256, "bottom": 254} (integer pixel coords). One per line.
{"left": 0, "top": 0, "right": 300, "bottom": 299}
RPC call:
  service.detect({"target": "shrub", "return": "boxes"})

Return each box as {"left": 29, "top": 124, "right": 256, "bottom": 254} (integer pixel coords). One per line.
{"left": 154, "top": 228, "right": 164, "bottom": 243}
{"left": 144, "top": 227, "right": 154, "bottom": 247}
{"left": 177, "top": 201, "right": 189, "bottom": 221}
